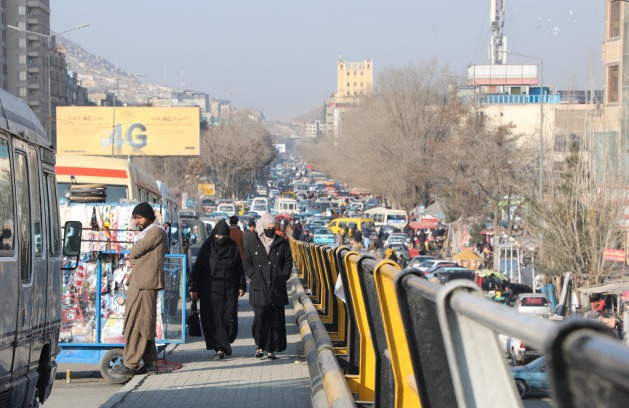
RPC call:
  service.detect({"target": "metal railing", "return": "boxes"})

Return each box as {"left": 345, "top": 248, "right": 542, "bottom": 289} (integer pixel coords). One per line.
{"left": 289, "top": 239, "right": 629, "bottom": 408}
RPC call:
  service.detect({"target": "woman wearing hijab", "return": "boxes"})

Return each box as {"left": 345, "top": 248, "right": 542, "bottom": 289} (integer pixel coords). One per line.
{"left": 242, "top": 213, "right": 293, "bottom": 359}
{"left": 190, "top": 220, "right": 246, "bottom": 360}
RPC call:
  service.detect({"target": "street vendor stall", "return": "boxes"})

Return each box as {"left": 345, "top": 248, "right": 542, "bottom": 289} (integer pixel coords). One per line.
{"left": 57, "top": 204, "right": 187, "bottom": 383}
{"left": 453, "top": 249, "right": 482, "bottom": 270}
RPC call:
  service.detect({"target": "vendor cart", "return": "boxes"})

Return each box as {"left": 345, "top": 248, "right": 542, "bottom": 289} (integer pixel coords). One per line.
{"left": 57, "top": 204, "right": 187, "bottom": 383}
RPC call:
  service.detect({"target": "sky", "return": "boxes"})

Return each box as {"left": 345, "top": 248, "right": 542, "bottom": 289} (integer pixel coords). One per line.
{"left": 51, "top": 0, "right": 604, "bottom": 121}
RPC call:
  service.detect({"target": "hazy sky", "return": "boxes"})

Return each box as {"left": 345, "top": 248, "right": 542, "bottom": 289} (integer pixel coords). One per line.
{"left": 51, "top": 1, "right": 604, "bottom": 121}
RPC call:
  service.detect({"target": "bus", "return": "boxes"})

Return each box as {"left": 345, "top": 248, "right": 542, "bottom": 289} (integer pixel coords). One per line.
{"left": 55, "top": 155, "right": 161, "bottom": 205}
{"left": 365, "top": 207, "right": 408, "bottom": 228}
{"left": 0, "top": 88, "right": 79, "bottom": 405}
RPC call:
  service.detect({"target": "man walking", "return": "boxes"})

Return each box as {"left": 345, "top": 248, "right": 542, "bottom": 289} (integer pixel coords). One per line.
{"left": 114, "top": 202, "right": 167, "bottom": 378}
{"left": 229, "top": 215, "right": 244, "bottom": 259}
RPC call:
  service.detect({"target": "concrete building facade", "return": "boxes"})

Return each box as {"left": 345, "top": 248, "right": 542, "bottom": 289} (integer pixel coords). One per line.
{"left": 324, "top": 59, "right": 374, "bottom": 139}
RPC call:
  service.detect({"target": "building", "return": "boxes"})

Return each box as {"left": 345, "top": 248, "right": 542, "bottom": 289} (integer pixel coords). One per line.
{"left": 601, "top": 0, "right": 625, "bottom": 180}
{"left": 324, "top": 59, "right": 374, "bottom": 139}
{"left": 5, "top": 0, "right": 59, "bottom": 137}
{"left": 304, "top": 120, "right": 323, "bottom": 138}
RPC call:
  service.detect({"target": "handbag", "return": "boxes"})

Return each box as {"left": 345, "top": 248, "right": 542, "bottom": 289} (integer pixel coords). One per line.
{"left": 186, "top": 300, "right": 202, "bottom": 337}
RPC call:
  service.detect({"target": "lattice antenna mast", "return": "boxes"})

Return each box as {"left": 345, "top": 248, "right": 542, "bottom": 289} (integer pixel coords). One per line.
{"left": 490, "top": 0, "right": 507, "bottom": 64}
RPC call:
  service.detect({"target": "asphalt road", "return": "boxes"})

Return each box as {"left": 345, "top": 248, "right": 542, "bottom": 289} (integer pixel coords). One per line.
{"left": 43, "top": 363, "right": 122, "bottom": 408}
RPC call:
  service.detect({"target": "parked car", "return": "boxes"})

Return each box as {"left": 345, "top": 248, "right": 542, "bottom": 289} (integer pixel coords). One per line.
{"left": 200, "top": 198, "right": 216, "bottom": 214}
{"left": 422, "top": 261, "right": 458, "bottom": 279}
{"left": 417, "top": 259, "right": 457, "bottom": 273}
{"left": 312, "top": 228, "right": 336, "bottom": 246}
{"left": 510, "top": 356, "right": 549, "bottom": 398}
{"left": 433, "top": 266, "right": 475, "bottom": 284}
{"left": 514, "top": 293, "right": 551, "bottom": 317}
{"left": 409, "top": 255, "right": 436, "bottom": 268}
{"left": 383, "top": 233, "right": 410, "bottom": 250}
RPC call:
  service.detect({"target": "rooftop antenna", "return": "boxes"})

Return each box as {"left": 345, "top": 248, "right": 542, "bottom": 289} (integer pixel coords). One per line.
{"left": 490, "top": 0, "right": 507, "bottom": 64}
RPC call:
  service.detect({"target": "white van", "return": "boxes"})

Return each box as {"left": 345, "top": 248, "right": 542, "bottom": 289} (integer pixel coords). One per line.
{"left": 365, "top": 207, "right": 408, "bottom": 228}
{"left": 217, "top": 203, "right": 236, "bottom": 216}
{"left": 251, "top": 197, "right": 269, "bottom": 215}
{"left": 274, "top": 198, "right": 299, "bottom": 214}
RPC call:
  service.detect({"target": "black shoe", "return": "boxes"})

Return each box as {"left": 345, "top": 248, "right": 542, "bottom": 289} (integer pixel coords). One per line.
{"left": 255, "top": 349, "right": 264, "bottom": 358}
{"left": 267, "top": 352, "right": 277, "bottom": 360}
{"left": 136, "top": 363, "right": 157, "bottom": 375}
{"left": 111, "top": 366, "right": 136, "bottom": 376}
{"left": 214, "top": 351, "right": 225, "bottom": 360}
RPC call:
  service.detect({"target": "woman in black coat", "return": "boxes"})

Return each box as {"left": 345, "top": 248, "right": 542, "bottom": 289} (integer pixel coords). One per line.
{"left": 190, "top": 220, "right": 246, "bottom": 360}
{"left": 242, "top": 213, "right": 293, "bottom": 359}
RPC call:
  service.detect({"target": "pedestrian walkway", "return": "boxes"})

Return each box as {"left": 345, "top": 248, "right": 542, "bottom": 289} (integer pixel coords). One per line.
{"left": 103, "top": 287, "right": 312, "bottom": 408}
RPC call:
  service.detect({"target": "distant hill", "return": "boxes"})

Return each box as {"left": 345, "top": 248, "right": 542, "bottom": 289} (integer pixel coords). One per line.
{"left": 56, "top": 35, "right": 320, "bottom": 132}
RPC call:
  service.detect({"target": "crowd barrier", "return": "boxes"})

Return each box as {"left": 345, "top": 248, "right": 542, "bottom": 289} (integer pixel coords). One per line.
{"left": 289, "top": 239, "right": 629, "bottom": 408}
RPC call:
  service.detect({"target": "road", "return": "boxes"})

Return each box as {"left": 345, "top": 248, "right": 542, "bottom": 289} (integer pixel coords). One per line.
{"left": 44, "top": 363, "right": 122, "bottom": 408}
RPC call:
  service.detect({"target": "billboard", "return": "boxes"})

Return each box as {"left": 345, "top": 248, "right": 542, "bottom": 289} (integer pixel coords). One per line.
{"left": 57, "top": 106, "right": 200, "bottom": 156}
{"left": 198, "top": 183, "right": 215, "bottom": 196}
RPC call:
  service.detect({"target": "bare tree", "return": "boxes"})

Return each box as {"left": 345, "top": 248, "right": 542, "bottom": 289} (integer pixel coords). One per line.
{"left": 436, "top": 106, "right": 536, "bottom": 235}
{"left": 302, "top": 60, "right": 462, "bottom": 213}
{"left": 188, "top": 111, "right": 276, "bottom": 198}
{"left": 527, "top": 141, "right": 626, "bottom": 284}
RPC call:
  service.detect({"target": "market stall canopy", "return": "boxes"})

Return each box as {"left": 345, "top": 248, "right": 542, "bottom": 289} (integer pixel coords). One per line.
{"left": 409, "top": 221, "right": 438, "bottom": 230}
{"left": 453, "top": 249, "right": 482, "bottom": 270}
{"left": 577, "top": 280, "right": 629, "bottom": 295}
{"left": 275, "top": 213, "right": 294, "bottom": 221}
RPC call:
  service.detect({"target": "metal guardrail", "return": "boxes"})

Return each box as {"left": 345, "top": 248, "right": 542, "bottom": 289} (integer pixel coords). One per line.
{"left": 289, "top": 239, "right": 629, "bottom": 408}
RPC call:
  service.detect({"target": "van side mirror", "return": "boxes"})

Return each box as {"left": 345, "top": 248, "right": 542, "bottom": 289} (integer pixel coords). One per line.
{"left": 62, "top": 221, "right": 82, "bottom": 270}
{"left": 1, "top": 228, "right": 11, "bottom": 240}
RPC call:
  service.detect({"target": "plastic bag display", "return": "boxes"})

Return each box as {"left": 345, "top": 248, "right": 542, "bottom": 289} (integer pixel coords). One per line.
{"left": 187, "top": 300, "right": 202, "bottom": 337}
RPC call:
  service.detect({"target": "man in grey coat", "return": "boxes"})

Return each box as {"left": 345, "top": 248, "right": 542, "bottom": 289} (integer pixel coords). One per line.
{"left": 113, "top": 202, "right": 167, "bottom": 377}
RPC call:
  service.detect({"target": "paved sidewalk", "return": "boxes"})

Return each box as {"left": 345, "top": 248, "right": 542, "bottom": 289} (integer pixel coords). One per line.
{"left": 103, "top": 288, "right": 312, "bottom": 408}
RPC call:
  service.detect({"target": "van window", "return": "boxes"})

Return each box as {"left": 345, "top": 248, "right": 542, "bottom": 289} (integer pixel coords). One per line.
{"left": 15, "top": 152, "right": 31, "bottom": 281}
{"left": 45, "top": 173, "right": 60, "bottom": 255}
{"left": 27, "top": 146, "right": 43, "bottom": 256}
{"left": 0, "top": 138, "right": 14, "bottom": 253}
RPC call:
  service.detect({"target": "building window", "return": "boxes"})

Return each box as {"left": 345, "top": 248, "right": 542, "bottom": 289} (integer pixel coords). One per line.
{"left": 608, "top": 64, "right": 619, "bottom": 103}
{"left": 18, "top": 54, "right": 26, "bottom": 64}
{"left": 19, "top": 87, "right": 27, "bottom": 97}
{"left": 18, "top": 5, "right": 26, "bottom": 15}
{"left": 610, "top": 1, "right": 621, "bottom": 38}
{"left": 17, "top": 38, "right": 26, "bottom": 48}
{"left": 18, "top": 71, "right": 26, "bottom": 81}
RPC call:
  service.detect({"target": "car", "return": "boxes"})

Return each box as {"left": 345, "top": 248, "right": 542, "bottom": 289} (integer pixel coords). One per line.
{"left": 417, "top": 259, "right": 457, "bottom": 273}
{"left": 409, "top": 255, "right": 436, "bottom": 268}
{"left": 312, "top": 228, "right": 335, "bottom": 246}
{"left": 510, "top": 356, "right": 549, "bottom": 398}
{"left": 383, "top": 233, "right": 410, "bottom": 248}
{"left": 433, "top": 266, "right": 475, "bottom": 284}
{"left": 326, "top": 217, "right": 372, "bottom": 235}
{"left": 200, "top": 198, "right": 216, "bottom": 214}
{"left": 514, "top": 293, "right": 551, "bottom": 317}
{"left": 181, "top": 218, "right": 210, "bottom": 269}
{"left": 422, "top": 261, "right": 458, "bottom": 278}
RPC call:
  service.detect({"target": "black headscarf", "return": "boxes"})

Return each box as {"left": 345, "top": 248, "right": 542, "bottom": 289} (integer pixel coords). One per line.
{"left": 209, "top": 220, "right": 239, "bottom": 271}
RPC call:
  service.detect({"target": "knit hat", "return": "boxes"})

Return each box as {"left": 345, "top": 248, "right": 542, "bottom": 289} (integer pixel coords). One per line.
{"left": 132, "top": 202, "right": 156, "bottom": 221}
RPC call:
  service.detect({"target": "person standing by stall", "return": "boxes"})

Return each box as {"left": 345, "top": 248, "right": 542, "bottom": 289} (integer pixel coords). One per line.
{"left": 242, "top": 213, "right": 293, "bottom": 359}
{"left": 190, "top": 220, "right": 246, "bottom": 360}
{"left": 114, "top": 202, "right": 167, "bottom": 377}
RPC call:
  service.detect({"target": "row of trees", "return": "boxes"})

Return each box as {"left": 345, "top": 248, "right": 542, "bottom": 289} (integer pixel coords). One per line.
{"left": 138, "top": 110, "right": 277, "bottom": 200}
{"left": 299, "top": 61, "right": 626, "bottom": 285}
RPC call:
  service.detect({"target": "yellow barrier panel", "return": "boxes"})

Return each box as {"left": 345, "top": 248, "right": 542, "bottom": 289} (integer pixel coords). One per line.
{"left": 373, "top": 260, "right": 422, "bottom": 408}
{"left": 344, "top": 252, "right": 376, "bottom": 403}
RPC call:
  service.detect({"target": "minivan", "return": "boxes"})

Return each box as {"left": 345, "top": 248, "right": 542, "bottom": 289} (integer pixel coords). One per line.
{"left": 326, "top": 218, "right": 372, "bottom": 235}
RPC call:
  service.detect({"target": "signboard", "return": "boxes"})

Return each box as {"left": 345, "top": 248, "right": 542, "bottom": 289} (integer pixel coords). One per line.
{"left": 57, "top": 107, "right": 200, "bottom": 156}
{"left": 602, "top": 248, "right": 626, "bottom": 263}
{"left": 198, "top": 183, "right": 215, "bottom": 197}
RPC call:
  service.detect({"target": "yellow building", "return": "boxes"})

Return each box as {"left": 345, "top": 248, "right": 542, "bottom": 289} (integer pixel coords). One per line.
{"left": 334, "top": 60, "right": 374, "bottom": 103}
{"left": 325, "top": 60, "right": 374, "bottom": 139}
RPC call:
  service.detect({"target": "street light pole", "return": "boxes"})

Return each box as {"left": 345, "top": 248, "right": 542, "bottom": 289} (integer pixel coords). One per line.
{"left": 498, "top": 50, "right": 544, "bottom": 199}
{"left": 7, "top": 23, "right": 89, "bottom": 141}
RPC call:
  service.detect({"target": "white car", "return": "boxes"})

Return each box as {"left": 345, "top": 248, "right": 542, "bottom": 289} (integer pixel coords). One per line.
{"left": 384, "top": 233, "right": 410, "bottom": 248}
{"left": 514, "top": 293, "right": 551, "bottom": 317}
